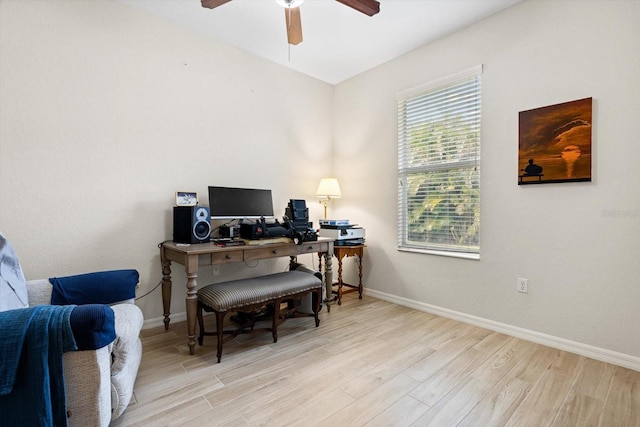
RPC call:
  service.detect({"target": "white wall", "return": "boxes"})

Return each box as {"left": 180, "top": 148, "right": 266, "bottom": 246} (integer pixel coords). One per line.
{"left": 0, "top": 0, "right": 334, "bottom": 322}
{"left": 333, "top": 0, "right": 640, "bottom": 359}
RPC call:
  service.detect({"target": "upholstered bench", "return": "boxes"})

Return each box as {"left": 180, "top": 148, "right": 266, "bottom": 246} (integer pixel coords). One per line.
{"left": 197, "top": 270, "right": 322, "bottom": 362}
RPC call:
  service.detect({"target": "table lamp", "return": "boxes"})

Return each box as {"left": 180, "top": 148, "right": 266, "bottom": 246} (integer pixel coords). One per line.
{"left": 316, "top": 178, "right": 341, "bottom": 219}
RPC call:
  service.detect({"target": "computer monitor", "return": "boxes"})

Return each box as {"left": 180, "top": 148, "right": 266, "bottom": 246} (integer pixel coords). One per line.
{"left": 208, "top": 186, "right": 274, "bottom": 220}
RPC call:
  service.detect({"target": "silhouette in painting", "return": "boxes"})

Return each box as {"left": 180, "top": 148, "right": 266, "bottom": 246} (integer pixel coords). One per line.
{"left": 519, "top": 159, "right": 544, "bottom": 183}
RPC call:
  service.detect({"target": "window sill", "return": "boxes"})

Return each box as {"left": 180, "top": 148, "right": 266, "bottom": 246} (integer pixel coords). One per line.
{"left": 397, "top": 246, "right": 480, "bottom": 260}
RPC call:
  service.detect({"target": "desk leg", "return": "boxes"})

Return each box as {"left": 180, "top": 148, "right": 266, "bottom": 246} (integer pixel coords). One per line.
{"left": 185, "top": 255, "right": 199, "bottom": 355}
{"left": 357, "top": 249, "right": 364, "bottom": 299}
{"left": 185, "top": 273, "right": 198, "bottom": 354}
{"left": 185, "top": 273, "right": 198, "bottom": 355}
{"left": 324, "top": 244, "right": 335, "bottom": 312}
{"left": 161, "top": 259, "right": 172, "bottom": 331}
{"left": 336, "top": 254, "right": 345, "bottom": 305}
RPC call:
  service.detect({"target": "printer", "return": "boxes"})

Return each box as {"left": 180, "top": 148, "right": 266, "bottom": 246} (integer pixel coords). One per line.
{"left": 318, "top": 219, "right": 365, "bottom": 246}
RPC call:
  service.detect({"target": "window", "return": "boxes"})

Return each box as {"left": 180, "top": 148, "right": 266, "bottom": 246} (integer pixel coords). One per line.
{"left": 397, "top": 66, "right": 482, "bottom": 258}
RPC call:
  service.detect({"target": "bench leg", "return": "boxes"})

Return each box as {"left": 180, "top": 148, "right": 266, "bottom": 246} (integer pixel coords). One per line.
{"left": 197, "top": 302, "right": 205, "bottom": 346}
{"left": 216, "top": 311, "right": 226, "bottom": 363}
{"left": 272, "top": 298, "right": 280, "bottom": 343}
{"left": 313, "top": 288, "right": 321, "bottom": 327}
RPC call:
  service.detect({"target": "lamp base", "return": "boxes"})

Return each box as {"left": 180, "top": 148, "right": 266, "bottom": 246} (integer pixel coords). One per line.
{"left": 319, "top": 199, "right": 328, "bottom": 219}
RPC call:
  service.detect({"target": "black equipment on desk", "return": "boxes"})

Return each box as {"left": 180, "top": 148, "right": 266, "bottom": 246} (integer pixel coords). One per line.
{"left": 285, "top": 199, "right": 317, "bottom": 244}
{"left": 285, "top": 199, "right": 309, "bottom": 229}
{"left": 219, "top": 224, "right": 241, "bottom": 238}
{"left": 240, "top": 220, "right": 290, "bottom": 240}
{"left": 238, "top": 199, "right": 317, "bottom": 244}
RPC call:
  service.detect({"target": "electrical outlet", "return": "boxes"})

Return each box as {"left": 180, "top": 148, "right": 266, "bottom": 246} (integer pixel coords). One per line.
{"left": 517, "top": 278, "right": 528, "bottom": 293}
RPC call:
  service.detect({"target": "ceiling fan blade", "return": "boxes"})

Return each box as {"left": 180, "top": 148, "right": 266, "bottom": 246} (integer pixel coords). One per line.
{"left": 336, "top": 0, "right": 380, "bottom": 16}
{"left": 201, "top": 0, "right": 232, "bottom": 9}
{"left": 284, "top": 7, "right": 303, "bottom": 45}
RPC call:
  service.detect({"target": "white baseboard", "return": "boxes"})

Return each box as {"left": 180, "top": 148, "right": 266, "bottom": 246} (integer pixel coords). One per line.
{"left": 144, "top": 312, "right": 187, "bottom": 330}
{"left": 366, "top": 288, "right": 640, "bottom": 372}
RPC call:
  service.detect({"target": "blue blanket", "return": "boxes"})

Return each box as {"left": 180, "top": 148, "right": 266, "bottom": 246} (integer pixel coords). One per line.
{"left": 50, "top": 269, "right": 138, "bottom": 305}
{"left": 0, "top": 305, "right": 77, "bottom": 426}
{"left": 69, "top": 304, "right": 116, "bottom": 350}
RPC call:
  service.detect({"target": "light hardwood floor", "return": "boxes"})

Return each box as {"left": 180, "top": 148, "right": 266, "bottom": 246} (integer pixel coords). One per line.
{"left": 112, "top": 294, "right": 640, "bottom": 427}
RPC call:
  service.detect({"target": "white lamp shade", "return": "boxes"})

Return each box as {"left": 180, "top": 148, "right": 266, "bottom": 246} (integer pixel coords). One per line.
{"left": 316, "top": 178, "right": 342, "bottom": 199}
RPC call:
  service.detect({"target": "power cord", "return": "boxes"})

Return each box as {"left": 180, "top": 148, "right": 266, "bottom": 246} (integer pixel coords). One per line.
{"left": 135, "top": 240, "right": 172, "bottom": 301}
{"left": 135, "top": 278, "right": 162, "bottom": 301}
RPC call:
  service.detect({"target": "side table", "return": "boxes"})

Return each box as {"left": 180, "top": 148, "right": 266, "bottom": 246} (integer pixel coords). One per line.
{"left": 332, "top": 244, "right": 365, "bottom": 305}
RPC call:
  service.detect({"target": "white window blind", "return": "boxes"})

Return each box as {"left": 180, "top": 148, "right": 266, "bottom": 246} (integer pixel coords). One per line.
{"left": 397, "top": 66, "right": 482, "bottom": 257}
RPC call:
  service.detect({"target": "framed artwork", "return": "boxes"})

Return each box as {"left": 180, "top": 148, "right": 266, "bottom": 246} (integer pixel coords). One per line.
{"left": 175, "top": 191, "right": 198, "bottom": 206}
{"left": 518, "top": 97, "right": 592, "bottom": 185}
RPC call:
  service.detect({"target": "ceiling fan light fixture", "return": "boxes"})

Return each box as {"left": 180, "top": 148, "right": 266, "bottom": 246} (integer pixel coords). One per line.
{"left": 202, "top": 0, "right": 379, "bottom": 48}
{"left": 276, "top": 0, "right": 304, "bottom": 8}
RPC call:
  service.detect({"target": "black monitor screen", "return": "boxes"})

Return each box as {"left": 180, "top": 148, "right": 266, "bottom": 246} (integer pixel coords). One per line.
{"left": 208, "top": 186, "right": 274, "bottom": 220}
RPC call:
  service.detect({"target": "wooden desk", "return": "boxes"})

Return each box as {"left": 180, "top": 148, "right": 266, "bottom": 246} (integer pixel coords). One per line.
{"left": 331, "top": 244, "right": 365, "bottom": 304}
{"left": 160, "top": 237, "right": 334, "bottom": 354}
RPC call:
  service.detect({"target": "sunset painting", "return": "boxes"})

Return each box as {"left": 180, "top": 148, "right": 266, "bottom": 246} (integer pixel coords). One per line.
{"left": 518, "top": 97, "right": 592, "bottom": 185}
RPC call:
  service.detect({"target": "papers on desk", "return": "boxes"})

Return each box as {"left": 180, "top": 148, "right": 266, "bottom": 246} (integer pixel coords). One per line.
{"left": 239, "top": 237, "right": 293, "bottom": 246}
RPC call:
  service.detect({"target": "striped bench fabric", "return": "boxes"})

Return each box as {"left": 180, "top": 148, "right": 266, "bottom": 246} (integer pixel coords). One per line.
{"left": 197, "top": 270, "right": 322, "bottom": 362}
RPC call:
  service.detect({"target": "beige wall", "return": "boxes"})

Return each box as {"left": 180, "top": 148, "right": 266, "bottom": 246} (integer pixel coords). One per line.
{"left": 333, "top": 0, "right": 640, "bottom": 360}
{"left": 0, "top": 0, "right": 334, "bottom": 321}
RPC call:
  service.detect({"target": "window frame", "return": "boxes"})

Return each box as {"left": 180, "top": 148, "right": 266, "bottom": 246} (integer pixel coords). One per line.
{"left": 397, "top": 65, "right": 482, "bottom": 260}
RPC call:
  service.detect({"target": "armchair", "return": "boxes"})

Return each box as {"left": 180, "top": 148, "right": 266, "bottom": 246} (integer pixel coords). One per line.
{"left": 0, "top": 234, "right": 144, "bottom": 426}
{"left": 27, "top": 279, "right": 143, "bottom": 426}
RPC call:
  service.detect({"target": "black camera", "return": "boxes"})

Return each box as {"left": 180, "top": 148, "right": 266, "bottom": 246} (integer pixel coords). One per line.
{"left": 284, "top": 199, "right": 317, "bottom": 245}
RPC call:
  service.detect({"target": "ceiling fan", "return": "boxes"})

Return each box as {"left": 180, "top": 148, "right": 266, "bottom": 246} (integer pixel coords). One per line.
{"left": 201, "top": 0, "right": 380, "bottom": 45}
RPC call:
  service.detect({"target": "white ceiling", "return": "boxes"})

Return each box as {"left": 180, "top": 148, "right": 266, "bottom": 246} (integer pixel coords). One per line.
{"left": 119, "top": 0, "right": 521, "bottom": 84}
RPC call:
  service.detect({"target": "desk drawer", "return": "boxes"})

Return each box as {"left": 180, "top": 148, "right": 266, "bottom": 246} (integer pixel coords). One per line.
{"left": 244, "top": 245, "right": 299, "bottom": 261}
{"left": 296, "top": 241, "right": 328, "bottom": 254}
{"left": 211, "top": 251, "right": 244, "bottom": 264}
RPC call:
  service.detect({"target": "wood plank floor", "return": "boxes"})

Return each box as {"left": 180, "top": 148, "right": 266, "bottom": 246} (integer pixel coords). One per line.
{"left": 111, "top": 295, "right": 640, "bottom": 427}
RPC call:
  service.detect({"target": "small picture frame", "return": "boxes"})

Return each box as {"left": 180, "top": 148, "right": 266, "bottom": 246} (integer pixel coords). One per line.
{"left": 175, "top": 191, "right": 198, "bottom": 207}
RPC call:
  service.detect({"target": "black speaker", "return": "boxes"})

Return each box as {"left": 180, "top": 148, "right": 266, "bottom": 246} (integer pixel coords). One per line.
{"left": 173, "top": 206, "right": 211, "bottom": 243}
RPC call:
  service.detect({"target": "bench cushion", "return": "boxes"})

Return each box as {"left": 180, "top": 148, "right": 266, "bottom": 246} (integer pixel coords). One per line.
{"left": 198, "top": 271, "right": 322, "bottom": 312}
